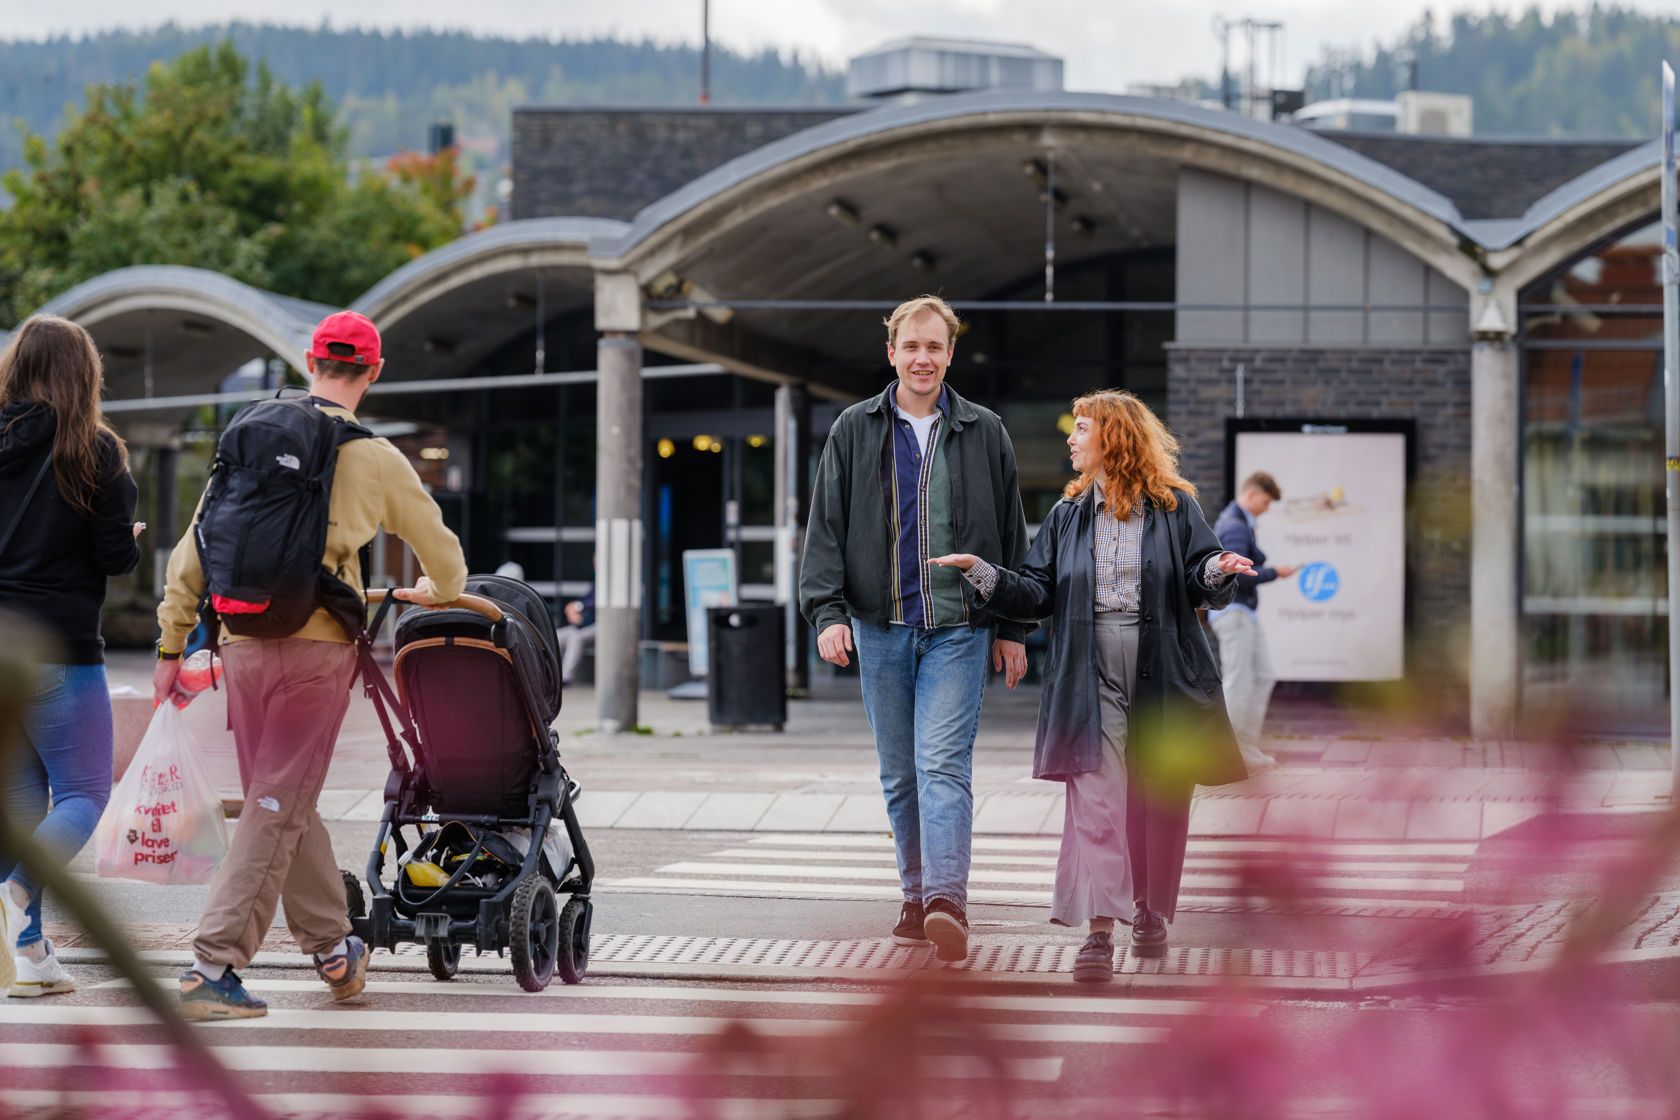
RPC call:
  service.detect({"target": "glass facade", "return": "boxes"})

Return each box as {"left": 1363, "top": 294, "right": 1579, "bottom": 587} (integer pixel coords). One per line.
{"left": 1520, "top": 219, "right": 1667, "bottom": 727}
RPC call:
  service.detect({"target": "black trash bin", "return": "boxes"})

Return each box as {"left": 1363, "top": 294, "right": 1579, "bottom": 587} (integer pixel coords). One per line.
{"left": 706, "top": 604, "right": 787, "bottom": 730}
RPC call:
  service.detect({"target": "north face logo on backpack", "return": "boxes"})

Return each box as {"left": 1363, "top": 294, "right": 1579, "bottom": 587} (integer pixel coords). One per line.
{"left": 275, "top": 453, "right": 301, "bottom": 470}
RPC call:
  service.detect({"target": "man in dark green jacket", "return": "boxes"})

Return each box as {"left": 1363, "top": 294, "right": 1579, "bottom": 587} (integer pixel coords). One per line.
{"left": 798, "top": 295, "right": 1030, "bottom": 963}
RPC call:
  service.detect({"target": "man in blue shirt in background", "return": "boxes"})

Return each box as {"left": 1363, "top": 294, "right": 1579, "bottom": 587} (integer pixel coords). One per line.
{"left": 1211, "top": 472, "right": 1299, "bottom": 770}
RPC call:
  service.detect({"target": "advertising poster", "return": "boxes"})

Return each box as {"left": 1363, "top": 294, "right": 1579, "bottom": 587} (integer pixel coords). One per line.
{"left": 1231, "top": 426, "right": 1408, "bottom": 681}
{"left": 682, "top": 548, "right": 737, "bottom": 677}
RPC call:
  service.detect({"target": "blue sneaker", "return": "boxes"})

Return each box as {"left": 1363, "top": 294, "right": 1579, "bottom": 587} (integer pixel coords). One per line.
{"left": 178, "top": 968, "right": 267, "bottom": 1020}
{"left": 314, "top": 935, "right": 368, "bottom": 1001}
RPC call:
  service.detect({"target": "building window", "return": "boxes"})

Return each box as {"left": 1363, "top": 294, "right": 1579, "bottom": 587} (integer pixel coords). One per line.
{"left": 1520, "top": 218, "right": 1665, "bottom": 728}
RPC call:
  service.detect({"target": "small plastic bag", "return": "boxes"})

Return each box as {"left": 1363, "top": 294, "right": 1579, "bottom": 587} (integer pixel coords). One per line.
{"left": 93, "top": 703, "right": 229, "bottom": 885}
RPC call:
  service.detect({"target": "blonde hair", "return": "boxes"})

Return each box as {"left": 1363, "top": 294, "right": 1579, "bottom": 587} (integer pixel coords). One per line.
{"left": 883, "top": 295, "right": 959, "bottom": 348}
{"left": 1063, "top": 389, "right": 1195, "bottom": 513}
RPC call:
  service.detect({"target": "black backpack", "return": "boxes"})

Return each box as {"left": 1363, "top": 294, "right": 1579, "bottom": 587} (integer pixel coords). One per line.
{"left": 194, "top": 392, "right": 373, "bottom": 641}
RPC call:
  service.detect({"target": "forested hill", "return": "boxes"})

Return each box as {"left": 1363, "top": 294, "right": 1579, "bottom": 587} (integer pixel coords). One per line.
{"left": 0, "top": 23, "right": 845, "bottom": 175}
{"left": 1304, "top": 6, "right": 1680, "bottom": 138}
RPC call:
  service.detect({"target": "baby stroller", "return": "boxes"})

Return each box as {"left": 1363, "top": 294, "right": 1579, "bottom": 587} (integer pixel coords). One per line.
{"left": 344, "top": 573, "right": 594, "bottom": 992}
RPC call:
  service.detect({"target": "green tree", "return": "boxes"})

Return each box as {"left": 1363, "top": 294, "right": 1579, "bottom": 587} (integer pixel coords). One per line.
{"left": 0, "top": 40, "right": 467, "bottom": 326}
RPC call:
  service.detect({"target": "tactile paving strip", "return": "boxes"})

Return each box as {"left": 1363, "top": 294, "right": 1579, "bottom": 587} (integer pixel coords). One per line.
{"left": 529, "top": 934, "right": 1373, "bottom": 979}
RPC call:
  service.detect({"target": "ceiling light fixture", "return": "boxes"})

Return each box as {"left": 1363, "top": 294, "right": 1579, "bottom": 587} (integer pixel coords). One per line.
{"left": 1070, "top": 216, "right": 1096, "bottom": 236}
{"left": 825, "top": 199, "right": 861, "bottom": 226}
{"left": 867, "top": 224, "right": 898, "bottom": 248}
{"left": 908, "top": 251, "right": 937, "bottom": 274}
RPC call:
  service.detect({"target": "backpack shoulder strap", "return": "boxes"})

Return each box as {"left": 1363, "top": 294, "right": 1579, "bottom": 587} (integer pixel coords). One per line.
{"left": 0, "top": 455, "right": 54, "bottom": 561}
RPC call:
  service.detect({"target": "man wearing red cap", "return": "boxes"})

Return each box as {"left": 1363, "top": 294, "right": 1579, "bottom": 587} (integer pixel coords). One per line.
{"left": 154, "top": 311, "right": 468, "bottom": 1020}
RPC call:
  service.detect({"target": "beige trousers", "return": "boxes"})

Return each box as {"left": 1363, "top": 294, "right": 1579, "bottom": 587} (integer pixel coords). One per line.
{"left": 192, "top": 639, "right": 357, "bottom": 968}
{"left": 1050, "top": 612, "right": 1138, "bottom": 927}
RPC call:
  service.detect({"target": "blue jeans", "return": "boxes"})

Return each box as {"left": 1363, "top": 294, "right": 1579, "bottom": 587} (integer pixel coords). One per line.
{"left": 852, "top": 622, "right": 990, "bottom": 911}
{"left": 0, "top": 663, "right": 114, "bottom": 948}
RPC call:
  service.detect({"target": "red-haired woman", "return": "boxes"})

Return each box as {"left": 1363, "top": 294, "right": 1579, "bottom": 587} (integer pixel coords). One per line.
{"left": 932, "top": 390, "right": 1251, "bottom": 982}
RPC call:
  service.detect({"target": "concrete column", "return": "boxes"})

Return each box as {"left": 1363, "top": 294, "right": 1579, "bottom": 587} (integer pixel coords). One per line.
{"left": 773, "top": 383, "right": 811, "bottom": 692}
{"left": 152, "top": 445, "right": 179, "bottom": 602}
{"left": 1470, "top": 330, "right": 1520, "bottom": 739}
{"left": 595, "top": 333, "right": 644, "bottom": 733}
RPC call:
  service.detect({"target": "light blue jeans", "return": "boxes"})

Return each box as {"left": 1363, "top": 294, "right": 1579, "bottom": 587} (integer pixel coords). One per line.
{"left": 851, "top": 621, "right": 990, "bottom": 911}
{"left": 0, "top": 663, "right": 114, "bottom": 948}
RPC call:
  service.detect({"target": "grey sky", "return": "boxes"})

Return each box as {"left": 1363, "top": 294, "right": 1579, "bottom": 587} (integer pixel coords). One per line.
{"left": 6, "top": 1, "right": 1680, "bottom": 89}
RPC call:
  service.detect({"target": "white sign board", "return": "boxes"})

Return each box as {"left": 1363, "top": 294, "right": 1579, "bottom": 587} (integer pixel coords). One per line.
{"left": 682, "top": 548, "right": 737, "bottom": 677}
{"left": 1232, "top": 429, "right": 1407, "bottom": 681}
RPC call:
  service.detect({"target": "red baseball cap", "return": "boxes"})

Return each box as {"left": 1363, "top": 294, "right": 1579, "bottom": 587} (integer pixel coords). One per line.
{"left": 309, "top": 310, "right": 381, "bottom": 366}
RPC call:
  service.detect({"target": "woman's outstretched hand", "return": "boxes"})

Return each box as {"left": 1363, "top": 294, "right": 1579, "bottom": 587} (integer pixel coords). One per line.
{"left": 928, "top": 554, "right": 979, "bottom": 571}
{"left": 1215, "top": 551, "right": 1257, "bottom": 576}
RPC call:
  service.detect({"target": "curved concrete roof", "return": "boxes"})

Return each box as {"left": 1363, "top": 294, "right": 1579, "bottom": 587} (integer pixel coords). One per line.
{"left": 39, "top": 265, "right": 331, "bottom": 367}
{"left": 605, "top": 90, "right": 1467, "bottom": 261}
{"left": 353, "top": 216, "right": 627, "bottom": 325}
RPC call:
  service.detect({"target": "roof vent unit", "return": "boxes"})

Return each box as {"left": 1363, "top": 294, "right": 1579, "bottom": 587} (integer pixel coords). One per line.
{"left": 1396, "top": 90, "right": 1473, "bottom": 137}
{"left": 847, "top": 37, "right": 1063, "bottom": 102}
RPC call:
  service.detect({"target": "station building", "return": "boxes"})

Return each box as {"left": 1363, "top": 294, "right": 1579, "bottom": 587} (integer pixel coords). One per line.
{"left": 12, "top": 38, "right": 1669, "bottom": 736}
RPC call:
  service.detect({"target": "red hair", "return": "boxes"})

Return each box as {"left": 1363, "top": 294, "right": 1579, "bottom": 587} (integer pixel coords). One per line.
{"left": 1063, "top": 390, "right": 1195, "bottom": 512}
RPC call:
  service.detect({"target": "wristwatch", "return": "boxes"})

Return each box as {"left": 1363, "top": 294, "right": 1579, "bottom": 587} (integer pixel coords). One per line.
{"left": 156, "top": 643, "right": 181, "bottom": 661}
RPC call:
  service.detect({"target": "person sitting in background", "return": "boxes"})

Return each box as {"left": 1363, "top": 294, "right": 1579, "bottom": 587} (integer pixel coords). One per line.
{"left": 557, "top": 588, "right": 595, "bottom": 686}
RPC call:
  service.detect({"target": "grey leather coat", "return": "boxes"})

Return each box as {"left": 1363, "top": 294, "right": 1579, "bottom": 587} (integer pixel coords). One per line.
{"left": 983, "top": 486, "right": 1247, "bottom": 788}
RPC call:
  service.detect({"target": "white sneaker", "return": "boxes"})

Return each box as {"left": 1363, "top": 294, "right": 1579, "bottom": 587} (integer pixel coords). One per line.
{"left": 10, "top": 940, "right": 75, "bottom": 997}
{"left": 0, "top": 885, "right": 27, "bottom": 993}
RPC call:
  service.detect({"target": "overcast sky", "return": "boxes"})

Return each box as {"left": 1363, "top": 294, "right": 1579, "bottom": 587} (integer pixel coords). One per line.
{"left": 6, "top": 0, "right": 1680, "bottom": 88}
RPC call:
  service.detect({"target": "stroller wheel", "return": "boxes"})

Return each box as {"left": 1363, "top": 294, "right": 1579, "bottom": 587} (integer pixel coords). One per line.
{"left": 427, "top": 940, "right": 461, "bottom": 981}
{"left": 342, "top": 870, "right": 366, "bottom": 920}
{"left": 558, "top": 897, "right": 590, "bottom": 985}
{"left": 510, "top": 876, "right": 559, "bottom": 992}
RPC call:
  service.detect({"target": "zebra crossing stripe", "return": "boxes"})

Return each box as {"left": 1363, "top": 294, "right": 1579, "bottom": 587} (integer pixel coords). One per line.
{"left": 92, "top": 977, "right": 1261, "bottom": 1017}
{"left": 0, "top": 1004, "right": 1166, "bottom": 1044}
{"left": 0, "top": 1091, "right": 843, "bottom": 1120}
{"left": 746, "top": 834, "right": 1479, "bottom": 858}
{"left": 647, "top": 861, "right": 1463, "bottom": 893}
{"left": 0, "top": 1042, "right": 1064, "bottom": 1082}
{"left": 708, "top": 848, "right": 1472, "bottom": 874}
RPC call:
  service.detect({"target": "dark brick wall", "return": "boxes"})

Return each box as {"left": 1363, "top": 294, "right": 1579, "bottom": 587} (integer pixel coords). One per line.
{"left": 1166, "top": 344, "right": 1473, "bottom": 715}
{"left": 512, "top": 107, "right": 859, "bottom": 221}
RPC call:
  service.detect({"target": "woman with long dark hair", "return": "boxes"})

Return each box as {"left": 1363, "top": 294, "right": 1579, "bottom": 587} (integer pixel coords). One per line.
{"left": 0, "top": 314, "right": 141, "bottom": 997}
{"left": 932, "top": 389, "right": 1251, "bottom": 982}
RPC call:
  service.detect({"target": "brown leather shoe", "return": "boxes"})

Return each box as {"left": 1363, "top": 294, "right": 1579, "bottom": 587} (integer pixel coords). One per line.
{"left": 1131, "top": 908, "right": 1168, "bottom": 959}
{"left": 1073, "top": 931, "right": 1115, "bottom": 983}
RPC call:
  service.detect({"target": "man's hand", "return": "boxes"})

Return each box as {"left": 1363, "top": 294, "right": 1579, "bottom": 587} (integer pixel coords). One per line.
{"left": 393, "top": 576, "right": 446, "bottom": 607}
{"left": 817, "top": 623, "right": 854, "bottom": 667}
{"left": 1275, "top": 562, "right": 1302, "bottom": 579}
{"left": 132, "top": 521, "right": 146, "bottom": 539}
{"left": 928, "top": 554, "right": 979, "bottom": 571}
{"left": 1215, "top": 551, "right": 1257, "bottom": 576}
{"left": 152, "top": 658, "right": 192, "bottom": 709}
{"left": 994, "top": 639, "right": 1027, "bottom": 689}
{"left": 564, "top": 600, "right": 584, "bottom": 626}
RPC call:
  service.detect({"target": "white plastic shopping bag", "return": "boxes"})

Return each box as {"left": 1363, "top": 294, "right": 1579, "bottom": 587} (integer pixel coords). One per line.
{"left": 93, "top": 702, "right": 228, "bottom": 885}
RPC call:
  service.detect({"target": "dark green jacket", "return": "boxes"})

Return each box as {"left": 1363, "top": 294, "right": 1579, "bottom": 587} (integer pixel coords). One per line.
{"left": 799, "top": 382, "right": 1031, "bottom": 644}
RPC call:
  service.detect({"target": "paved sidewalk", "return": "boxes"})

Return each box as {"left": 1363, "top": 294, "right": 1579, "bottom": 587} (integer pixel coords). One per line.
{"left": 104, "top": 652, "right": 1675, "bottom": 844}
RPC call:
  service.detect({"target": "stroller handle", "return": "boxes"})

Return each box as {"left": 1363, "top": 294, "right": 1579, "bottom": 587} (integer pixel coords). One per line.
{"left": 367, "top": 588, "right": 505, "bottom": 623}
